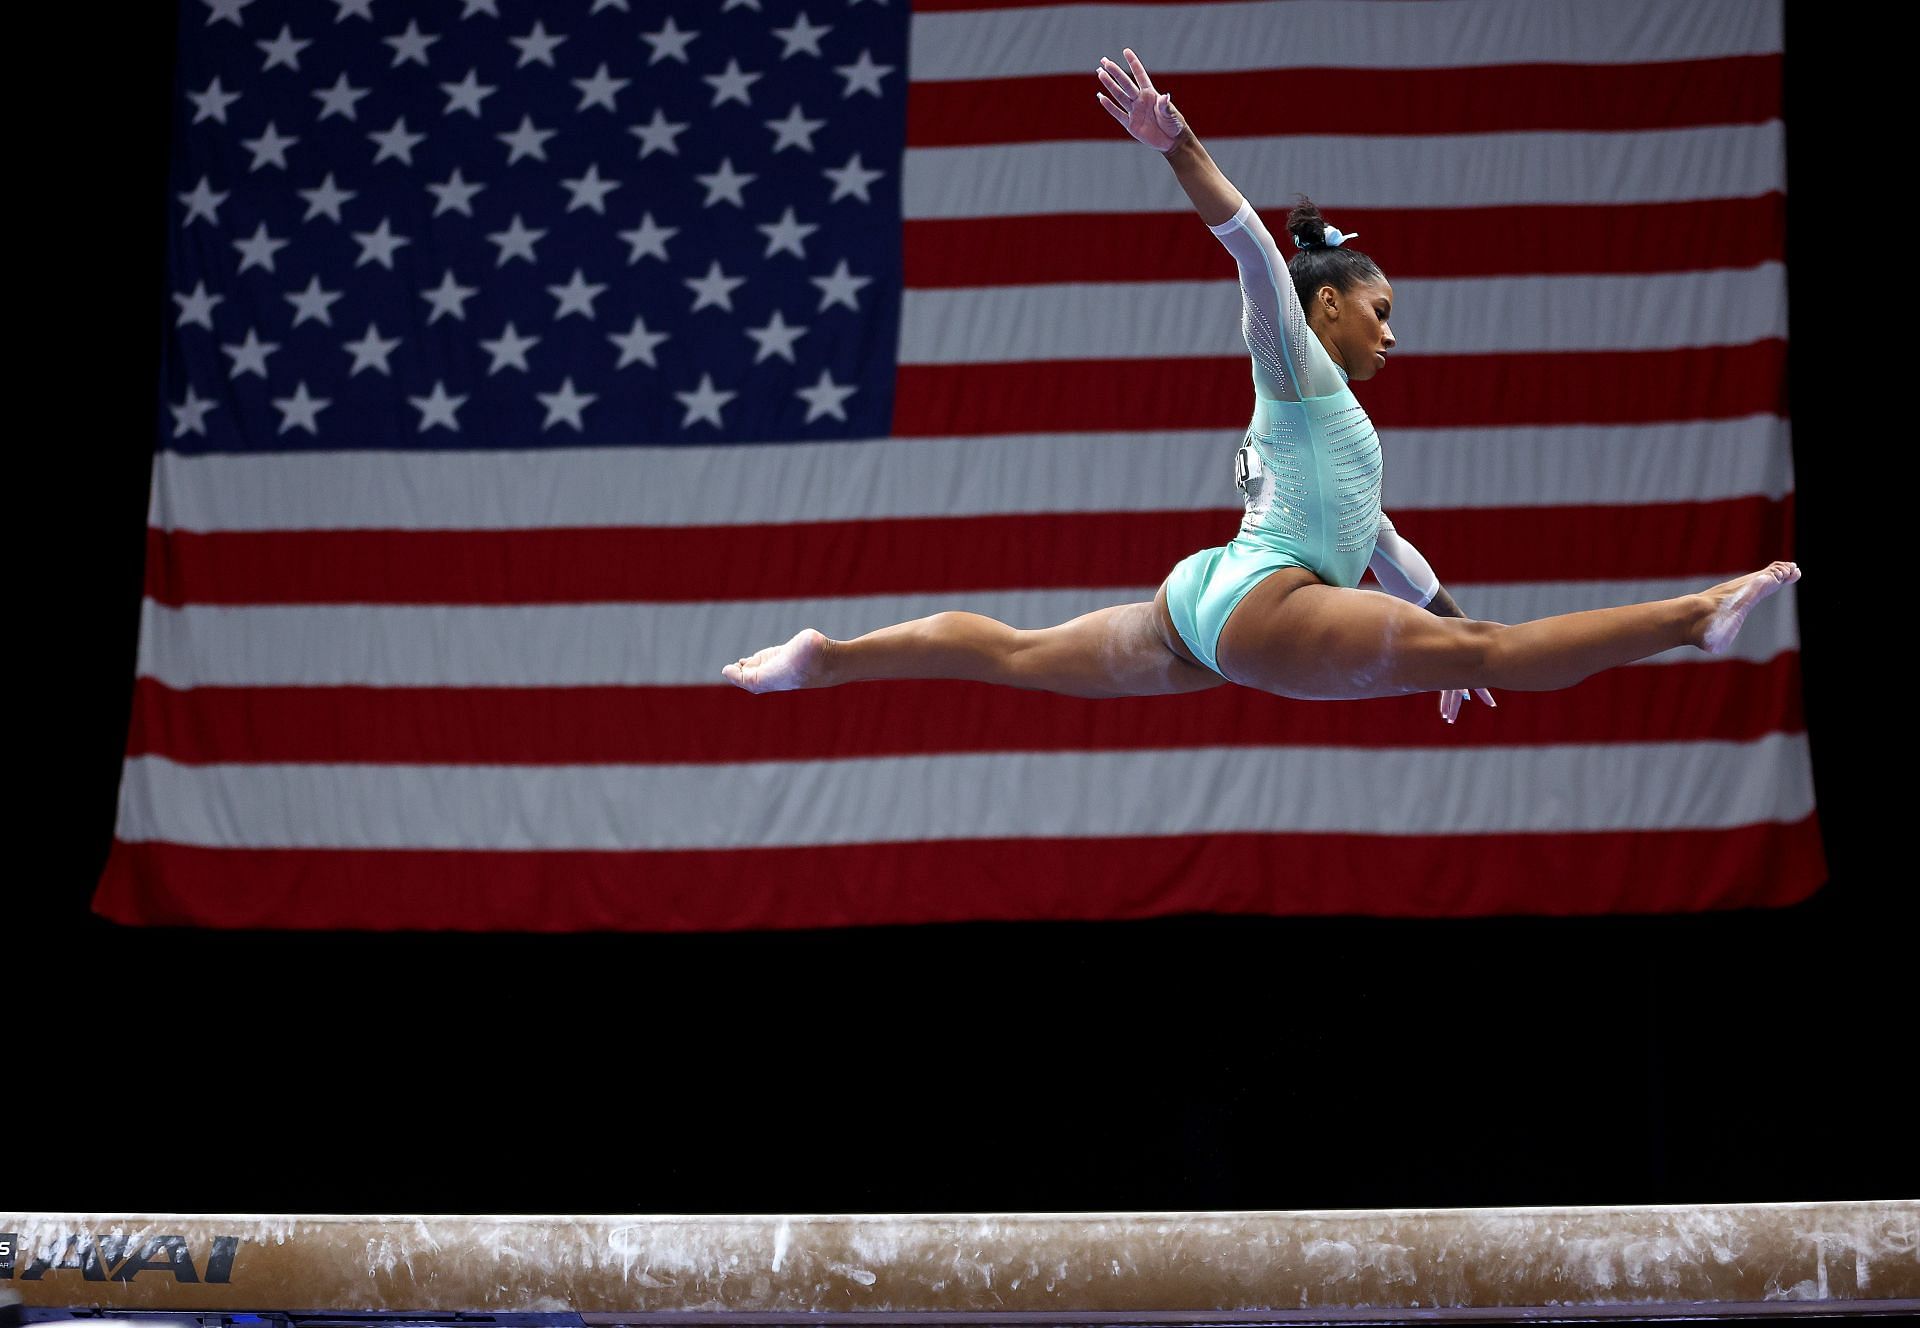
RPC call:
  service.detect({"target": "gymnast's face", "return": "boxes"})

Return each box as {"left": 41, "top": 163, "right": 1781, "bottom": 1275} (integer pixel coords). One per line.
{"left": 1312, "top": 277, "right": 1396, "bottom": 382}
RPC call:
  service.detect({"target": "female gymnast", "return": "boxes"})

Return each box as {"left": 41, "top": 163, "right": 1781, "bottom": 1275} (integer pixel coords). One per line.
{"left": 722, "top": 48, "right": 1799, "bottom": 723}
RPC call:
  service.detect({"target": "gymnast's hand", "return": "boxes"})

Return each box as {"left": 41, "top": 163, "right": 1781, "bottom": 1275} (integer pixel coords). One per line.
{"left": 1096, "top": 48, "right": 1188, "bottom": 152}
{"left": 1439, "top": 687, "right": 1498, "bottom": 725}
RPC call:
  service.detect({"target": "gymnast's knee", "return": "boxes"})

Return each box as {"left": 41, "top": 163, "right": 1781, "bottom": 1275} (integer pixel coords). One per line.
{"left": 1005, "top": 618, "right": 1131, "bottom": 697}
{"left": 1431, "top": 618, "right": 1499, "bottom": 686}
{"left": 1463, "top": 618, "right": 1536, "bottom": 683}
{"left": 1003, "top": 622, "right": 1074, "bottom": 681}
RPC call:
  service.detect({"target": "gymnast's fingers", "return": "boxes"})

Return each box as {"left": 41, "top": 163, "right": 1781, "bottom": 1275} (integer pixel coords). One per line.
{"left": 1101, "top": 54, "right": 1141, "bottom": 100}
{"left": 1096, "top": 63, "right": 1135, "bottom": 107}
{"left": 1096, "top": 91, "right": 1131, "bottom": 127}
{"left": 1475, "top": 688, "right": 1497, "bottom": 708}
{"left": 1124, "top": 47, "right": 1157, "bottom": 94}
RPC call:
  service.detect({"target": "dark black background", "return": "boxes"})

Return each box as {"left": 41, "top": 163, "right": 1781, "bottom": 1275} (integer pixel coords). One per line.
{"left": 19, "top": 0, "right": 1909, "bottom": 1212}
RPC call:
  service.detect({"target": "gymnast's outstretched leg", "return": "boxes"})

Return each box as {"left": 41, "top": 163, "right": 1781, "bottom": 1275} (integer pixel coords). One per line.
{"left": 723, "top": 584, "right": 1226, "bottom": 699}
{"left": 1216, "top": 561, "right": 1801, "bottom": 700}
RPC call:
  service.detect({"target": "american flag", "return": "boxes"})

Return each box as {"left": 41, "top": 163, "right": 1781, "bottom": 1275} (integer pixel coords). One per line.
{"left": 97, "top": 0, "right": 1823, "bottom": 930}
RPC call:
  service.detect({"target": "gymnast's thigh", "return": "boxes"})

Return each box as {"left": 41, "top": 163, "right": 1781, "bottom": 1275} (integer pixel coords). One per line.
{"left": 1154, "top": 562, "right": 1215, "bottom": 673}
{"left": 1215, "top": 573, "right": 1493, "bottom": 699}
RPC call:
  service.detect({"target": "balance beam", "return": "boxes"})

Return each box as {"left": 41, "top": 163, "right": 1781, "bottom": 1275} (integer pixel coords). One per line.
{"left": 4, "top": 1205, "right": 1915, "bottom": 1323}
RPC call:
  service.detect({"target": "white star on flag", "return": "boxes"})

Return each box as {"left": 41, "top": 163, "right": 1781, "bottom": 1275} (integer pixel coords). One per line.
{"left": 538, "top": 378, "right": 598, "bottom": 430}
{"left": 675, "top": 373, "right": 735, "bottom": 428}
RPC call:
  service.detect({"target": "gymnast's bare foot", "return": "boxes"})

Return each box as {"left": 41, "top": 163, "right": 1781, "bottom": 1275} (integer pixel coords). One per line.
{"left": 1691, "top": 561, "right": 1801, "bottom": 654}
{"left": 722, "top": 628, "right": 833, "bottom": 692}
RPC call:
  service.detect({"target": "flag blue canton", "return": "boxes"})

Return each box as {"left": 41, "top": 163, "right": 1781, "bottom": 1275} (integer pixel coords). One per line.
{"left": 164, "top": 0, "right": 910, "bottom": 454}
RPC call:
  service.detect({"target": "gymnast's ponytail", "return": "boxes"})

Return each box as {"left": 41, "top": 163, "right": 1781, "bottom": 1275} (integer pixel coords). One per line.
{"left": 1286, "top": 194, "right": 1384, "bottom": 315}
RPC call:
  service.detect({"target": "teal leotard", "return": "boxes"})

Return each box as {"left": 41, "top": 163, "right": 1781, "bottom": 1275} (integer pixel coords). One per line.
{"left": 1164, "top": 198, "right": 1385, "bottom": 676}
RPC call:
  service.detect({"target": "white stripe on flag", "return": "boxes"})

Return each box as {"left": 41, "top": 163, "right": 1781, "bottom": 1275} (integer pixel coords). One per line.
{"left": 135, "top": 577, "right": 1799, "bottom": 688}
{"left": 903, "top": 126, "right": 1786, "bottom": 218}
{"left": 899, "top": 266, "right": 1789, "bottom": 364}
{"left": 148, "top": 419, "right": 1792, "bottom": 532}
{"left": 908, "top": 0, "right": 1780, "bottom": 80}
{"left": 116, "top": 733, "right": 1816, "bottom": 851}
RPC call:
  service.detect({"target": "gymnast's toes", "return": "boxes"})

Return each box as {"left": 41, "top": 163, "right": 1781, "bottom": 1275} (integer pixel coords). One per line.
{"left": 1694, "top": 562, "right": 1797, "bottom": 655}
{"left": 722, "top": 630, "right": 827, "bottom": 693}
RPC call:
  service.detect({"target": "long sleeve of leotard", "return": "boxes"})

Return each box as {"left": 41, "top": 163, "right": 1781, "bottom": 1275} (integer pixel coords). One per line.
{"left": 1207, "top": 196, "right": 1345, "bottom": 403}
{"left": 1369, "top": 510, "right": 1441, "bottom": 607}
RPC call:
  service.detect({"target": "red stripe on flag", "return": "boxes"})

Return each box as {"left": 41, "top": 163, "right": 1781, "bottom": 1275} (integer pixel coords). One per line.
{"left": 909, "top": 56, "right": 1781, "bottom": 145}
{"left": 144, "top": 497, "right": 1792, "bottom": 605}
{"left": 126, "top": 657, "right": 1804, "bottom": 765}
{"left": 904, "top": 196, "right": 1786, "bottom": 286}
{"left": 94, "top": 814, "right": 1829, "bottom": 932}
{"left": 892, "top": 342, "right": 1788, "bottom": 435}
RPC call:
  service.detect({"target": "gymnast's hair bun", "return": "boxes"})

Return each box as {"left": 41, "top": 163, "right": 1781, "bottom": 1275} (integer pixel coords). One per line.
{"left": 1287, "top": 195, "right": 1334, "bottom": 249}
{"left": 1282, "top": 195, "right": 1359, "bottom": 249}
{"left": 1281, "top": 193, "right": 1384, "bottom": 302}
{"left": 1286, "top": 196, "right": 1359, "bottom": 249}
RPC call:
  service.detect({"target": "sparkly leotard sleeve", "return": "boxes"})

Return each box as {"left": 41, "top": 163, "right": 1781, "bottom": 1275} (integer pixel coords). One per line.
{"left": 1207, "top": 197, "right": 1344, "bottom": 405}
{"left": 1369, "top": 509, "right": 1441, "bottom": 607}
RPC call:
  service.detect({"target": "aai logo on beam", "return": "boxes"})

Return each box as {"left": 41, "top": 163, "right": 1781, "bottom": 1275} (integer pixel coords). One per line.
{"left": 0, "top": 1233, "right": 240, "bottom": 1282}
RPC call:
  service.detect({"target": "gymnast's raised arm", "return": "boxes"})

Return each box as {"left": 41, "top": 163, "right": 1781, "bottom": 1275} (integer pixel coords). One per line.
{"left": 1097, "top": 48, "right": 1330, "bottom": 404}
